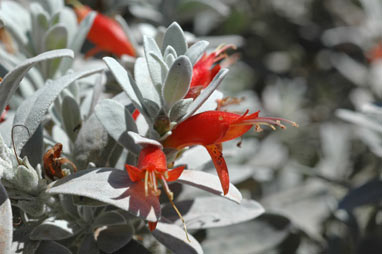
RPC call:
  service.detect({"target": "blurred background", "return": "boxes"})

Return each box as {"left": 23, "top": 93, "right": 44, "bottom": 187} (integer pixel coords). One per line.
{"left": 3, "top": 0, "right": 382, "bottom": 253}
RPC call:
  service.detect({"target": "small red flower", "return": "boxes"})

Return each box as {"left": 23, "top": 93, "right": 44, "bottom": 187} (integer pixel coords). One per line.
{"left": 366, "top": 42, "right": 382, "bottom": 62}
{"left": 186, "top": 45, "right": 236, "bottom": 99}
{"left": 125, "top": 145, "right": 185, "bottom": 231}
{"left": 163, "top": 110, "right": 298, "bottom": 194}
{"left": 71, "top": 2, "right": 136, "bottom": 58}
{"left": 0, "top": 105, "right": 10, "bottom": 123}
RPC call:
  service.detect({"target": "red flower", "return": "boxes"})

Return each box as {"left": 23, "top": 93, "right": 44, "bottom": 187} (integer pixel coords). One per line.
{"left": 71, "top": 2, "right": 136, "bottom": 58}
{"left": 186, "top": 45, "right": 236, "bottom": 99}
{"left": 0, "top": 105, "right": 10, "bottom": 123}
{"left": 163, "top": 110, "right": 298, "bottom": 194}
{"left": 125, "top": 145, "right": 185, "bottom": 231}
{"left": 366, "top": 42, "right": 382, "bottom": 62}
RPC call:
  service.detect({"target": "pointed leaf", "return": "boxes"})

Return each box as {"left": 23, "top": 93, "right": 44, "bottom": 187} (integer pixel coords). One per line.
{"left": 94, "top": 99, "right": 140, "bottom": 155}
{"left": 143, "top": 36, "right": 165, "bottom": 86}
{"left": 161, "top": 197, "right": 264, "bottom": 230}
{"left": 162, "top": 22, "right": 187, "bottom": 56}
{"left": 47, "top": 168, "right": 161, "bottom": 222}
{"left": 162, "top": 56, "right": 192, "bottom": 110}
{"left": 181, "top": 68, "right": 228, "bottom": 121}
{"left": 176, "top": 169, "right": 242, "bottom": 204}
{"left": 134, "top": 57, "right": 161, "bottom": 106}
{"left": 42, "top": 24, "right": 68, "bottom": 78}
{"left": 0, "top": 49, "right": 74, "bottom": 113}
{"left": 13, "top": 66, "right": 104, "bottom": 153}
{"left": 127, "top": 131, "right": 163, "bottom": 148}
{"left": 152, "top": 222, "right": 203, "bottom": 254}
{"left": 186, "top": 40, "right": 209, "bottom": 65}
{"left": 0, "top": 181, "right": 12, "bottom": 253}
{"left": 61, "top": 95, "right": 81, "bottom": 143}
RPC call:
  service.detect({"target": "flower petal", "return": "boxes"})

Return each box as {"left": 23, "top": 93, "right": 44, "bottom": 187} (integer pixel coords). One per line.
{"left": 148, "top": 221, "right": 158, "bottom": 232}
{"left": 125, "top": 165, "right": 144, "bottom": 182}
{"left": 205, "top": 143, "right": 229, "bottom": 195}
{"left": 167, "top": 166, "right": 185, "bottom": 182}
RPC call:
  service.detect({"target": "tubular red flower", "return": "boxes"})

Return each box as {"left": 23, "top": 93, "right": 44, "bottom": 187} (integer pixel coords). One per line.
{"left": 72, "top": 3, "right": 136, "bottom": 57}
{"left": 186, "top": 45, "right": 235, "bottom": 99}
{"left": 125, "top": 145, "right": 185, "bottom": 232}
{"left": 163, "top": 110, "right": 298, "bottom": 194}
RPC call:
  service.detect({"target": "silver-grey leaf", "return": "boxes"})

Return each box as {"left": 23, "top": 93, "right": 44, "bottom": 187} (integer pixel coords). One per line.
{"left": 162, "top": 56, "right": 192, "bottom": 110}
{"left": 143, "top": 36, "right": 164, "bottom": 87}
{"left": 181, "top": 68, "right": 228, "bottom": 122}
{"left": 134, "top": 57, "right": 161, "bottom": 106}
{"left": 161, "top": 197, "right": 264, "bottom": 230}
{"left": 127, "top": 131, "right": 163, "bottom": 148}
{"left": 47, "top": 168, "right": 161, "bottom": 222}
{"left": 94, "top": 99, "right": 140, "bottom": 155}
{"left": 0, "top": 49, "right": 74, "bottom": 113}
{"left": 185, "top": 40, "right": 209, "bottom": 65}
{"left": 61, "top": 95, "right": 81, "bottom": 143}
{"left": 162, "top": 22, "right": 187, "bottom": 56}
{"left": 169, "top": 98, "right": 193, "bottom": 122}
{"left": 13, "top": 65, "right": 104, "bottom": 153}
{"left": 176, "top": 169, "right": 242, "bottom": 204}
{"left": 30, "top": 219, "right": 76, "bottom": 240}
{"left": 152, "top": 222, "right": 203, "bottom": 254}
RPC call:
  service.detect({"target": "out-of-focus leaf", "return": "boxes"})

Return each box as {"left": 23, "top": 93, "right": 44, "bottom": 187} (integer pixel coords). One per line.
{"left": 35, "top": 240, "right": 71, "bottom": 254}
{"left": 162, "top": 22, "right": 187, "bottom": 56}
{"left": 61, "top": 95, "right": 81, "bottom": 143}
{"left": 95, "top": 99, "right": 140, "bottom": 155}
{"left": 30, "top": 3, "right": 49, "bottom": 53}
{"left": 339, "top": 179, "right": 382, "bottom": 211}
{"left": 0, "top": 181, "right": 12, "bottom": 253}
{"left": 202, "top": 214, "right": 292, "bottom": 254}
{"left": 30, "top": 219, "right": 76, "bottom": 240}
{"left": 59, "top": 12, "right": 96, "bottom": 73}
{"left": 161, "top": 197, "right": 264, "bottom": 229}
{"left": 152, "top": 222, "right": 203, "bottom": 254}
{"left": 176, "top": 169, "right": 242, "bottom": 204}
{"left": 47, "top": 168, "right": 161, "bottom": 222}
{"left": 42, "top": 24, "right": 68, "bottom": 78}
{"left": 13, "top": 66, "right": 104, "bottom": 153}
{"left": 162, "top": 56, "right": 192, "bottom": 110}
{"left": 180, "top": 68, "right": 228, "bottom": 121}
{"left": 20, "top": 124, "right": 43, "bottom": 167}
{"left": 185, "top": 40, "right": 209, "bottom": 65}
{"left": 0, "top": 49, "right": 74, "bottom": 113}
{"left": 96, "top": 224, "right": 134, "bottom": 253}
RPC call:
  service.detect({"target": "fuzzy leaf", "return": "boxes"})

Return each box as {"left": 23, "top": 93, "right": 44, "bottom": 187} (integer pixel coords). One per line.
{"left": 162, "top": 197, "right": 264, "bottom": 229}
{"left": 60, "top": 11, "right": 96, "bottom": 73}
{"left": 176, "top": 169, "right": 242, "bottom": 204}
{"left": 79, "top": 234, "right": 100, "bottom": 254}
{"left": 127, "top": 131, "right": 163, "bottom": 148}
{"left": 42, "top": 24, "right": 68, "bottom": 78}
{"left": 96, "top": 224, "right": 134, "bottom": 253}
{"left": 0, "top": 181, "right": 12, "bottom": 253}
{"left": 61, "top": 95, "right": 81, "bottom": 143}
{"left": 134, "top": 57, "right": 161, "bottom": 106}
{"left": 0, "top": 49, "right": 74, "bottom": 113}
{"left": 169, "top": 98, "right": 193, "bottom": 122}
{"left": 185, "top": 40, "right": 209, "bottom": 65}
{"left": 162, "top": 22, "right": 187, "bottom": 56}
{"left": 162, "top": 56, "right": 192, "bottom": 110}
{"left": 152, "top": 222, "right": 203, "bottom": 254}
{"left": 13, "top": 66, "right": 104, "bottom": 153}
{"left": 30, "top": 219, "right": 76, "bottom": 240}
{"left": 47, "top": 168, "right": 161, "bottom": 222}
{"left": 95, "top": 99, "right": 140, "bottom": 155}
{"left": 93, "top": 211, "right": 126, "bottom": 229}
{"left": 181, "top": 68, "right": 228, "bottom": 121}
{"left": 143, "top": 36, "right": 164, "bottom": 86}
